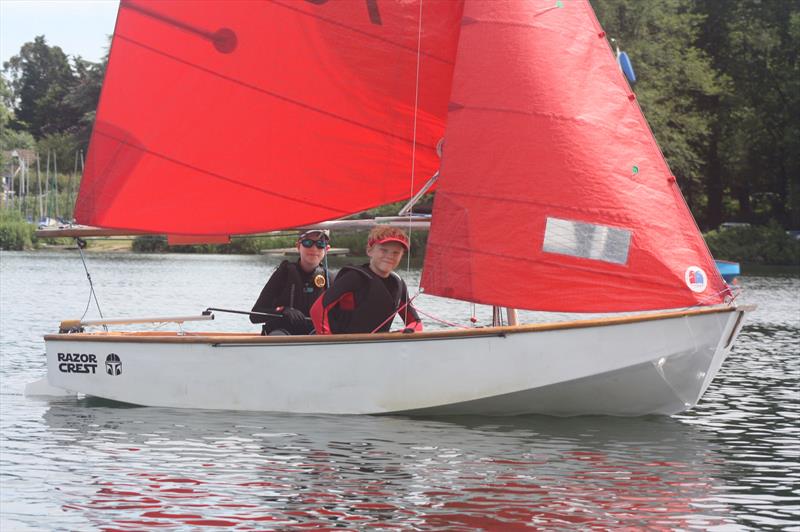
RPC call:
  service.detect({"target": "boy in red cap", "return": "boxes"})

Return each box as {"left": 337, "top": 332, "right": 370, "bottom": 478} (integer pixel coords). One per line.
{"left": 311, "top": 226, "right": 422, "bottom": 334}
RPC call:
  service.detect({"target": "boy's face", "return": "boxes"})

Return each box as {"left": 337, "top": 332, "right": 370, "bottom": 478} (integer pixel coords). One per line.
{"left": 367, "top": 242, "right": 405, "bottom": 278}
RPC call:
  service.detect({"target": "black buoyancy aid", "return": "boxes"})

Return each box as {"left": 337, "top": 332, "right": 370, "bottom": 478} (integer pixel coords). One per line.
{"left": 330, "top": 265, "right": 405, "bottom": 334}
{"left": 279, "top": 260, "right": 326, "bottom": 314}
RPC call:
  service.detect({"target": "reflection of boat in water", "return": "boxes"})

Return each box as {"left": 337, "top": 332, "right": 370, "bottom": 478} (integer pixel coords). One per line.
{"left": 34, "top": 0, "right": 751, "bottom": 416}
{"left": 41, "top": 401, "right": 734, "bottom": 529}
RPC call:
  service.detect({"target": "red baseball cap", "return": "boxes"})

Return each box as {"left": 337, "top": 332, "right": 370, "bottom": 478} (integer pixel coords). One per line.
{"left": 368, "top": 235, "right": 409, "bottom": 250}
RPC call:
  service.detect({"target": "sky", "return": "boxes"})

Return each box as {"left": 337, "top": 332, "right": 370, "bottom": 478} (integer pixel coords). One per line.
{"left": 0, "top": 0, "right": 119, "bottom": 66}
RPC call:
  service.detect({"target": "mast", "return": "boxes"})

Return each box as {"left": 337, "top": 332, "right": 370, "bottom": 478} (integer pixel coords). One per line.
{"left": 9, "top": 154, "right": 15, "bottom": 210}
{"left": 45, "top": 151, "right": 50, "bottom": 221}
{"left": 53, "top": 151, "right": 59, "bottom": 220}
{"left": 70, "top": 151, "right": 79, "bottom": 220}
{"left": 19, "top": 155, "right": 26, "bottom": 214}
{"left": 36, "top": 154, "right": 43, "bottom": 222}
{"left": 506, "top": 308, "right": 518, "bottom": 326}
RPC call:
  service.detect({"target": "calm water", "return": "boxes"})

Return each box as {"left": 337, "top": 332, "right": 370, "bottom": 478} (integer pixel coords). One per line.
{"left": 1, "top": 251, "right": 798, "bottom": 530}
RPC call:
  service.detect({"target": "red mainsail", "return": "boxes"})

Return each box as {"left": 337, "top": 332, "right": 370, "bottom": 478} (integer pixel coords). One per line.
{"left": 421, "top": 0, "right": 729, "bottom": 312}
{"left": 76, "top": 0, "right": 463, "bottom": 235}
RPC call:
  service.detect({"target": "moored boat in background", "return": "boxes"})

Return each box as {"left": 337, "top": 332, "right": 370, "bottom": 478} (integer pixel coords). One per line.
{"left": 715, "top": 260, "right": 741, "bottom": 284}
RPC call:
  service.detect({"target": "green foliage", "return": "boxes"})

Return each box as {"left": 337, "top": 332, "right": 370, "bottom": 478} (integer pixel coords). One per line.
{"left": 328, "top": 230, "right": 428, "bottom": 258}
{"left": 0, "top": 210, "right": 34, "bottom": 250}
{"left": 2, "top": 188, "right": 78, "bottom": 223}
{"left": 0, "top": 127, "right": 35, "bottom": 152}
{"left": 591, "top": 0, "right": 723, "bottom": 186}
{"left": 63, "top": 57, "right": 104, "bottom": 147}
{"left": 132, "top": 234, "right": 297, "bottom": 254}
{"left": 0, "top": 76, "right": 36, "bottom": 165}
{"left": 705, "top": 223, "right": 800, "bottom": 266}
{"left": 2, "top": 36, "right": 104, "bottom": 151}
{"left": 131, "top": 235, "right": 168, "bottom": 253}
{"left": 3, "top": 36, "right": 79, "bottom": 137}
{"left": 128, "top": 229, "right": 429, "bottom": 258}
{"left": 696, "top": 0, "right": 800, "bottom": 227}
{"left": 351, "top": 196, "right": 433, "bottom": 219}
{"left": 592, "top": 0, "right": 799, "bottom": 229}
{"left": 36, "top": 133, "right": 79, "bottom": 176}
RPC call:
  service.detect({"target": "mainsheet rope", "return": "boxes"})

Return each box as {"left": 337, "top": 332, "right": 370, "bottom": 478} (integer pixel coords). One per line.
{"left": 370, "top": 293, "right": 420, "bottom": 334}
{"left": 413, "top": 307, "right": 469, "bottom": 329}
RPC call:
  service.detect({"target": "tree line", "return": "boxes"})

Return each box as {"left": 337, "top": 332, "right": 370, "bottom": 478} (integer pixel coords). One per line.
{"left": 593, "top": 0, "right": 797, "bottom": 229}
{"left": 1, "top": 0, "right": 798, "bottom": 229}
{"left": 1, "top": 35, "right": 104, "bottom": 171}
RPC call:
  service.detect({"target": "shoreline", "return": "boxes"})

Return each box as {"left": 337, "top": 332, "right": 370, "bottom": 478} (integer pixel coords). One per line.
{"left": 10, "top": 246, "right": 798, "bottom": 274}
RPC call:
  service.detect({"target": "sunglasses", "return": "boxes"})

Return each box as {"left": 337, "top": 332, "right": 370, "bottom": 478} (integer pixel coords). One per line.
{"left": 300, "top": 239, "right": 327, "bottom": 249}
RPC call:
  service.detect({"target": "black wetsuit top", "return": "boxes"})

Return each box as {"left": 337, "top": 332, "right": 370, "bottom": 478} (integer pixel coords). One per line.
{"left": 250, "top": 260, "right": 326, "bottom": 335}
{"left": 312, "top": 264, "right": 421, "bottom": 334}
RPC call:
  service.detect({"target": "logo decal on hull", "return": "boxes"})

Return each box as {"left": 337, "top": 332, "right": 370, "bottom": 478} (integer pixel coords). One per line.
{"left": 105, "top": 353, "right": 122, "bottom": 376}
{"left": 57, "top": 353, "right": 97, "bottom": 374}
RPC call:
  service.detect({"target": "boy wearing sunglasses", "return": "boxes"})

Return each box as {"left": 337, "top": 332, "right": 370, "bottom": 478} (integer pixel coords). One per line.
{"left": 250, "top": 229, "right": 330, "bottom": 335}
{"left": 311, "top": 226, "right": 422, "bottom": 335}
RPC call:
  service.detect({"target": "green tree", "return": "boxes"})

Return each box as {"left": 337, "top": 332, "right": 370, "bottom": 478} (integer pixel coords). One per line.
{"left": 697, "top": 0, "right": 799, "bottom": 228}
{"left": 65, "top": 56, "right": 105, "bottom": 147}
{"left": 0, "top": 76, "right": 35, "bottom": 170}
{"left": 3, "top": 36, "right": 80, "bottom": 138}
{"left": 591, "top": 0, "right": 725, "bottom": 226}
{"left": 0, "top": 75, "right": 12, "bottom": 129}
{"left": 2, "top": 36, "right": 106, "bottom": 177}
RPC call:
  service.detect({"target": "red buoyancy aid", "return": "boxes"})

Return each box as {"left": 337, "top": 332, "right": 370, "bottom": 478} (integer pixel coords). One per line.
{"left": 311, "top": 265, "right": 422, "bottom": 334}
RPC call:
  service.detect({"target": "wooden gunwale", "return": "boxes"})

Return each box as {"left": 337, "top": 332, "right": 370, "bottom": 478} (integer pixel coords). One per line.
{"left": 45, "top": 305, "right": 750, "bottom": 344}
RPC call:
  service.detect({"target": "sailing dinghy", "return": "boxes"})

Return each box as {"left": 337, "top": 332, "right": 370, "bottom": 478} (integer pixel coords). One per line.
{"left": 32, "top": 0, "right": 750, "bottom": 416}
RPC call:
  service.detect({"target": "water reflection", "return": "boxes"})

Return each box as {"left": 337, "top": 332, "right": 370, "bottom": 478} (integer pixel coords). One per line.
{"left": 3, "top": 253, "right": 798, "bottom": 530}
{"left": 677, "top": 327, "right": 800, "bottom": 530}
{"left": 38, "top": 400, "right": 737, "bottom": 529}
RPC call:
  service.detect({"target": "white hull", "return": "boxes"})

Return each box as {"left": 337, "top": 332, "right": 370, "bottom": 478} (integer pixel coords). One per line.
{"left": 42, "top": 306, "right": 749, "bottom": 416}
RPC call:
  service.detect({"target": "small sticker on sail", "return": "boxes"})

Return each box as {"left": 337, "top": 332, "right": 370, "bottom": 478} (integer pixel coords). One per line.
{"left": 684, "top": 267, "right": 708, "bottom": 293}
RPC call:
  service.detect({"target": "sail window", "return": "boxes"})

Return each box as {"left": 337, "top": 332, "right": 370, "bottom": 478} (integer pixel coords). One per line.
{"left": 542, "top": 217, "right": 631, "bottom": 265}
